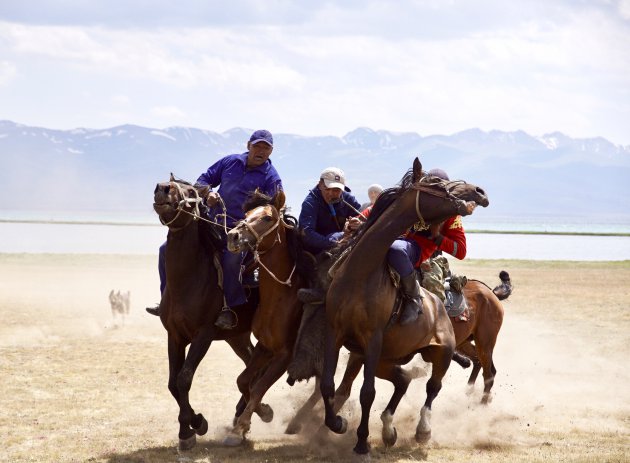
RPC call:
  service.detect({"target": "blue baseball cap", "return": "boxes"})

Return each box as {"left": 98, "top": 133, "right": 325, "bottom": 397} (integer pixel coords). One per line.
{"left": 249, "top": 129, "right": 273, "bottom": 146}
{"left": 428, "top": 168, "right": 449, "bottom": 181}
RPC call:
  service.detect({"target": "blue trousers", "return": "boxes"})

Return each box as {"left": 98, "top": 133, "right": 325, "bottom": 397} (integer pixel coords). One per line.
{"left": 387, "top": 238, "right": 420, "bottom": 277}
{"left": 157, "top": 242, "right": 246, "bottom": 308}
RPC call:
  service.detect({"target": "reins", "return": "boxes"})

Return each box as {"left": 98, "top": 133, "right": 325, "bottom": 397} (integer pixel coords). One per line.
{"left": 237, "top": 209, "right": 297, "bottom": 287}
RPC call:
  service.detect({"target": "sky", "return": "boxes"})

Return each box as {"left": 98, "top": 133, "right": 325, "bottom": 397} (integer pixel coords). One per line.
{"left": 1, "top": 0, "right": 629, "bottom": 145}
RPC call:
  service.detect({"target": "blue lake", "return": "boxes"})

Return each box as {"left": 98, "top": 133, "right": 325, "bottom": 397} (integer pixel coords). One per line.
{"left": 1, "top": 221, "right": 629, "bottom": 261}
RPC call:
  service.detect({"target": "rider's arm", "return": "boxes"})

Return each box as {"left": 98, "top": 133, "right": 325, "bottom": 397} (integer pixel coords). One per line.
{"left": 433, "top": 216, "right": 467, "bottom": 260}
{"left": 196, "top": 156, "right": 226, "bottom": 189}
{"left": 299, "top": 198, "right": 343, "bottom": 251}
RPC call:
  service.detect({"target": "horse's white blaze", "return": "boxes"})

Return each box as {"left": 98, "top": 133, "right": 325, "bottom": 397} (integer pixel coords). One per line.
{"left": 416, "top": 406, "right": 432, "bottom": 434}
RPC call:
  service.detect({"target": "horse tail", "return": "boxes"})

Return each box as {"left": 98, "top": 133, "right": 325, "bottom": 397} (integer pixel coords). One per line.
{"left": 492, "top": 270, "right": 512, "bottom": 301}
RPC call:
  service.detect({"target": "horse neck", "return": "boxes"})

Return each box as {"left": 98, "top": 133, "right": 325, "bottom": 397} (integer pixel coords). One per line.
{"left": 346, "top": 190, "right": 453, "bottom": 276}
{"left": 165, "top": 222, "right": 207, "bottom": 279}
{"left": 257, "top": 225, "right": 295, "bottom": 298}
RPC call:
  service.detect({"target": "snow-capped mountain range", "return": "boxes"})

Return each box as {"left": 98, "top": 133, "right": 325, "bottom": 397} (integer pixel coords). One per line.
{"left": 1, "top": 120, "right": 628, "bottom": 220}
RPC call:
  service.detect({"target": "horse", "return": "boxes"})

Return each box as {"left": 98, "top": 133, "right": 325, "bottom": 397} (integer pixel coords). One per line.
{"left": 153, "top": 175, "right": 272, "bottom": 450}
{"left": 222, "top": 189, "right": 306, "bottom": 445}
{"left": 320, "top": 157, "right": 490, "bottom": 456}
{"left": 449, "top": 272, "right": 512, "bottom": 403}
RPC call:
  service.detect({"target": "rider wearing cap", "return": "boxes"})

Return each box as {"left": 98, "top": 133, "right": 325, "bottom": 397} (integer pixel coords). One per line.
{"left": 298, "top": 167, "right": 362, "bottom": 255}
{"left": 147, "top": 129, "right": 283, "bottom": 331}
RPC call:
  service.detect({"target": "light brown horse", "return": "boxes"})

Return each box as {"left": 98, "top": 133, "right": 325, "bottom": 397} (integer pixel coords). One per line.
{"left": 153, "top": 176, "right": 272, "bottom": 450}
{"left": 222, "top": 190, "right": 305, "bottom": 445}
{"left": 450, "top": 273, "right": 511, "bottom": 403}
{"left": 321, "top": 158, "right": 490, "bottom": 456}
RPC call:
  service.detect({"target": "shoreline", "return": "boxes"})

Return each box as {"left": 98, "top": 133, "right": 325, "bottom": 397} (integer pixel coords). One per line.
{"left": 2, "top": 218, "right": 629, "bottom": 237}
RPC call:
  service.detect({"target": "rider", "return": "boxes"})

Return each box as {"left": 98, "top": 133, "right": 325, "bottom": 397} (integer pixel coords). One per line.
{"left": 298, "top": 167, "right": 362, "bottom": 255}
{"left": 146, "top": 129, "right": 283, "bottom": 331}
{"left": 386, "top": 168, "right": 475, "bottom": 325}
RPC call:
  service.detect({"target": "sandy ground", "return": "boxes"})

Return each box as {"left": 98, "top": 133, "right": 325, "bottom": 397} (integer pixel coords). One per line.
{"left": 0, "top": 254, "right": 628, "bottom": 463}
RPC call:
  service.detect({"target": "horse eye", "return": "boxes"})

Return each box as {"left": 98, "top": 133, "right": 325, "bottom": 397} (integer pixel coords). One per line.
{"left": 262, "top": 216, "right": 273, "bottom": 222}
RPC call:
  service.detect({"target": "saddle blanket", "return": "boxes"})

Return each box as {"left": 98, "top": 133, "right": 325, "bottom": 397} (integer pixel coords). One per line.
{"left": 445, "top": 290, "right": 468, "bottom": 319}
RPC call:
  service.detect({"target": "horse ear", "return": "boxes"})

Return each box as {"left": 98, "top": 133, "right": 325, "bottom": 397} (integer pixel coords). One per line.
{"left": 197, "top": 184, "right": 210, "bottom": 198}
{"left": 412, "top": 158, "right": 423, "bottom": 182}
{"left": 273, "top": 190, "right": 286, "bottom": 210}
{"left": 169, "top": 172, "right": 175, "bottom": 182}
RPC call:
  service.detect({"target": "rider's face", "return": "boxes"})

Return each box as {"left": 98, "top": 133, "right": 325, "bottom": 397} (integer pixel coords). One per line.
{"left": 319, "top": 181, "right": 343, "bottom": 205}
{"left": 246, "top": 142, "right": 273, "bottom": 168}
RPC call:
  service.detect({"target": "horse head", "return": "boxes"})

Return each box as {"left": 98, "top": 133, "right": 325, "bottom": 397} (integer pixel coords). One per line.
{"left": 153, "top": 174, "right": 204, "bottom": 230}
{"left": 409, "top": 157, "right": 489, "bottom": 224}
{"left": 227, "top": 190, "right": 286, "bottom": 253}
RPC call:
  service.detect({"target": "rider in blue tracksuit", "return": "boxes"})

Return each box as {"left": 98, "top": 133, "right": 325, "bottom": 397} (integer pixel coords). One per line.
{"left": 147, "top": 129, "right": 283, "bottom": 330}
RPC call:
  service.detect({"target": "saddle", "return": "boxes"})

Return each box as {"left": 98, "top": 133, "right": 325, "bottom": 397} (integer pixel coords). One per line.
{"left": 444, "top": 275, "right": 469, "bottom": 321}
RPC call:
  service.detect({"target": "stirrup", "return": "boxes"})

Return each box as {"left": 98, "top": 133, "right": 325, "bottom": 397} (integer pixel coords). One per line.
{"left": 214, "top": 308, "right": 238, "bottom": 330}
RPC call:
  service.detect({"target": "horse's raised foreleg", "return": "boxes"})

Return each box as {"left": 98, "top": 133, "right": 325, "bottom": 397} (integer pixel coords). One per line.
{"left": 285, "top": 377, "right": 321, "bottom": 434}
{"left": 333, "top": 352, "right": 364, "bottom": 413}
{"left": 321, "top": 325, "right": 346, "bottom": 435}
{"left": 225, "top": 351, "right": 290, "bottom": 446}
{"left": 354, "top": 331, "right": 383, "bottom": 455}
{"left": 416, "top": 343, "right": 454, "bottom": 443}
{"left": 171, "top": 328, "right": 215, "bottom": 450}
{"left": 378, "top": 361, "right": 414, "bottom": 448}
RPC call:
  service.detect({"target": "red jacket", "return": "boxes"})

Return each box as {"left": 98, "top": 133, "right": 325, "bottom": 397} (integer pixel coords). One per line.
{"left": 405, "top": 216, "right": 467, "bottom": 266}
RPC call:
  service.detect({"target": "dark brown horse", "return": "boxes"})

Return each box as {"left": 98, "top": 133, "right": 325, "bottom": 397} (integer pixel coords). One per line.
{"left": 222, "top": 190, "right": 305, "bottom": 445}
{"left": 321, "top": 158, "right": 490, "bottom": 456}
{"left": 153, "top": 176, "right": 272, "bottom": 450}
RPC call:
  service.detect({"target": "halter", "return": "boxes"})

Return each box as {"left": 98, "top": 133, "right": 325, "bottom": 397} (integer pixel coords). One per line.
{"left": 235, "top": 208, "right": 297, "bottom": 287}
{"left": 411, "top": 178, "right": 467, "bottom": 231}
{"left": 159, "top": 181, "right": 203, "bottom": 230}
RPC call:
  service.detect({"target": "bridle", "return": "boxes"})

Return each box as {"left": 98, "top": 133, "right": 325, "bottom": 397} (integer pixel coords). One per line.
{"left": 159, "top": 181, "right": 203, "bottom": 230}
{"left": 233, "top": 207, "right": 297, "bottom": 287}
{"left": 410, "top": 177, "right": 468, "bottom": 230}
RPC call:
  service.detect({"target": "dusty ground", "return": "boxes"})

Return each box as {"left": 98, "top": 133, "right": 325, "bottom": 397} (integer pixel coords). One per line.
{"left": 0, "top": 254, "right": 628, "bottom": 463}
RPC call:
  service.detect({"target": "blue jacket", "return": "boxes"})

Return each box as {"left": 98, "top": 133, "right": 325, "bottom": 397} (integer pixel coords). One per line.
{"left": 298, "top": 186, "right": 361, "bottom": 254}
{"left": 196, "top": 153, "right": 283, "bottom": 227}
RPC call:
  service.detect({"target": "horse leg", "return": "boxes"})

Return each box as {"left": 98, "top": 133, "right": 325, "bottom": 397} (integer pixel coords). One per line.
{"left": 225, "top": 351, "right": 291, "bottom": 446}
{"left": 172, "top": 328, "right": 215, "bottom": 450}
{"left": 457, "top": 341, "right": 481, "bottom": 391}
{"left": 226, "top": 334, "right": 273, "bottom": 423}
{"left": 476, "top": 346, "right": 497, "bottom": 404}
{"left": 416, "top": 343, "right": 454, "bottom": 443}
{"left": 285, "top": 377, "right": 321, "bottom": 434}
{"left": 321, "top": 326, "right": 346, "bottom": 435}
{"left": 354, "top": 331, "right": 383, "bottom": 455}
{"left": 233, "top": 344, "right": 273, "bottom": 424}
{"left": 378, "top": 362, "right": 413, "bottom": 448}
{"left": 333, "top": 352, "right": 363, "bottom": 413}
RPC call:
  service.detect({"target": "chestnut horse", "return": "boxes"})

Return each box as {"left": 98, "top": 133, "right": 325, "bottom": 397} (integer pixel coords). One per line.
{"left": 221, "top": 190, "right": 307, "bottom": 445}
{"left": 321, "top": 158, "right": 490, "bottom": 456}
{"left": 153, "top": 176, "right": 272, "bottom": 450}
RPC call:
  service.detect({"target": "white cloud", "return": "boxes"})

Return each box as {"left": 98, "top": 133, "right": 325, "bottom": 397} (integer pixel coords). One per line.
{"left": 619, "top": 0, "right": 630, "bottom": 19}
{"left": 151, "top": 105, "right": 186, "bottom": 119}
{"left": 0, "top": 60, "right": 17, "bottom": 85}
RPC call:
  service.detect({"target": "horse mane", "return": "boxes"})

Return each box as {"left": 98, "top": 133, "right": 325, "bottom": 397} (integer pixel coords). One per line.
{"left": 242, "top": 189, "right": 273, "bottom": 212}
{"left": 330, "top": 167, "right": 418, "bottom": 259}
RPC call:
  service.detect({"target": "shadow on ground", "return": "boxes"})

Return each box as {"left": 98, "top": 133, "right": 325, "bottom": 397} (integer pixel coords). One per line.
{"left": 101, "top": 437, "right": 431, "bottom": 462}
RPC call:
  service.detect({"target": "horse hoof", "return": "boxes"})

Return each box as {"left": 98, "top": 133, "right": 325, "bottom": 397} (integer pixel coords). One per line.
{"left": 415, "top": 430, "right": 431, "bottom": 444}
{"left": 178, "top": 434, "right": 196, "bottom": 451}
{"left": 328, "top": 416, "right": 347, "bottom": 434}
{"left": 193, "top": 417, "right": 208, "bottom": 436}
{"left": 382, "top": 426, "right": 397, "bottom": 447}
{"left": 481, "top": 394, "right": 492, "bottom": 405}
{"left": 256, "top": 403, "right": 274, "bottom": 423}
{"left": 285, "top": 421, "right": 302, "bottom": 435}
{"left": 352, "top": 442, "right": 371, "bottom": 457}
{"left": 223, "top": 432, "right": 244, "bottom": 447}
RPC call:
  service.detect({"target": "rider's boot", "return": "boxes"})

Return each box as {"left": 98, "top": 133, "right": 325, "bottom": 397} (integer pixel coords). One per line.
{"left": 214, "top": 307, "right": 237, "bottom": 330}
{"left": 145, "top": 304, "right": 161, "bottom": 316}
{"left": 399, "top": 273, "right": 424, "bottom": 325}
